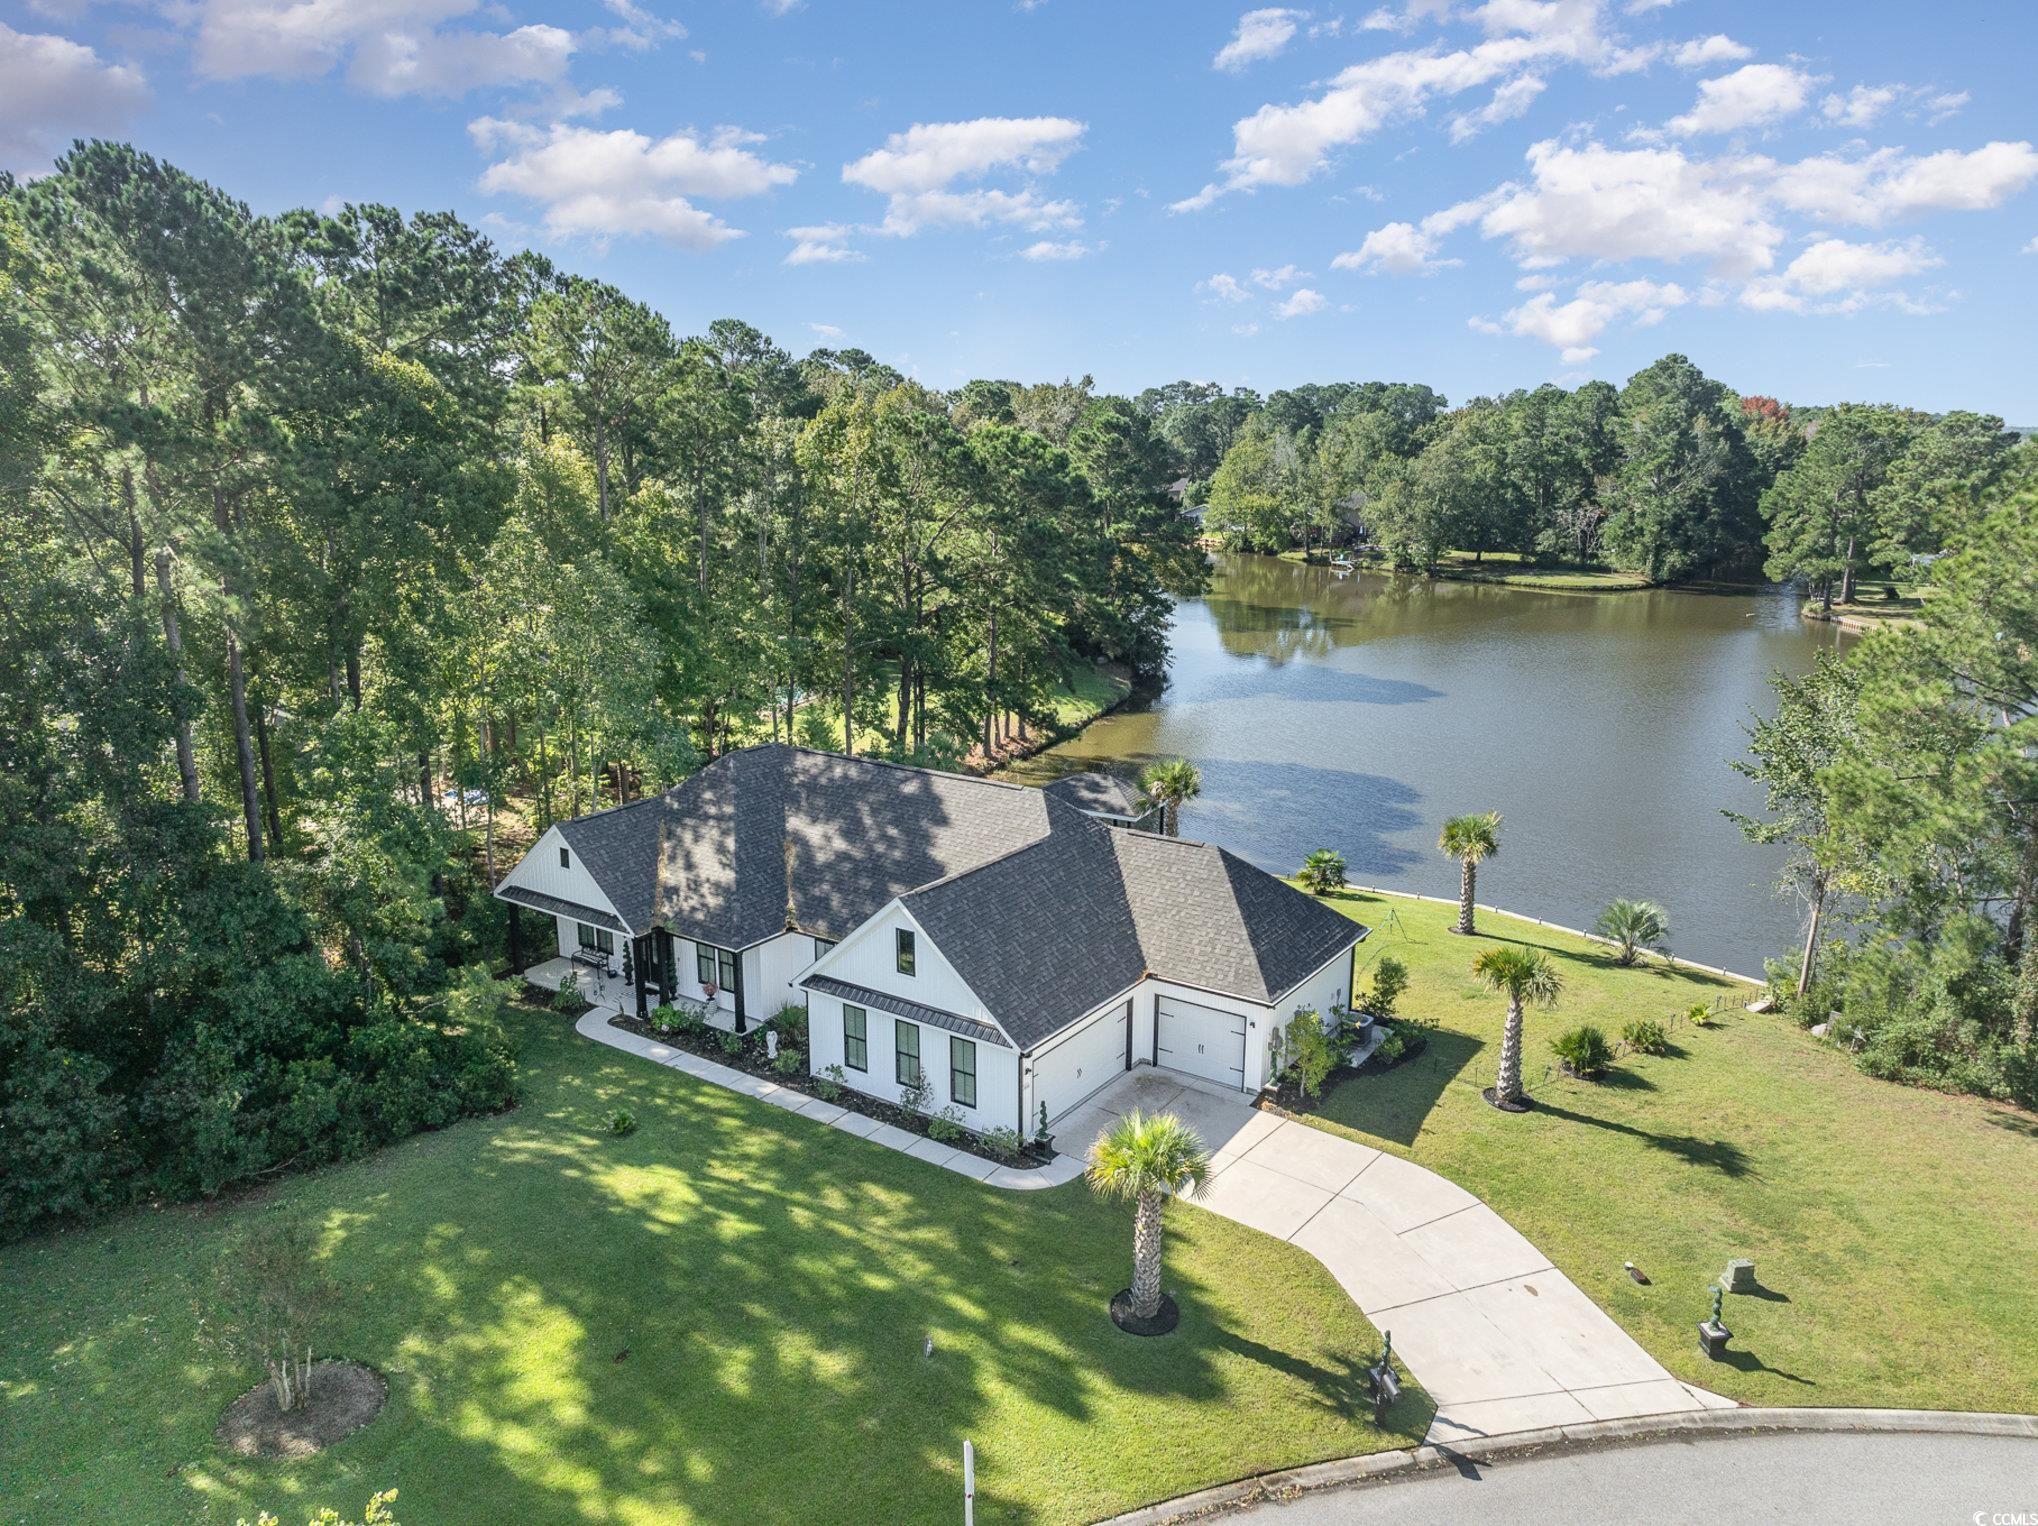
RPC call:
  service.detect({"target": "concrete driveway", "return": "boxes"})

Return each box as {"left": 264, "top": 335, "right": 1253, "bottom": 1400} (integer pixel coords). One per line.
{"left": 1057, "top": 1068, "right": 1726, "bottom": 1443}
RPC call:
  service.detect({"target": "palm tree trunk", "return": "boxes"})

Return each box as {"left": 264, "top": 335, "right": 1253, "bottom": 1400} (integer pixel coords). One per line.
{"left": 1496, "top": 995, "right": 1525, "bottom": 1104}
{"left": 1457, "top": 859, "right": 1476, "bottom": 934}
{"left": 1131, "top": 1189, "right": 1164, "bottom": 1318}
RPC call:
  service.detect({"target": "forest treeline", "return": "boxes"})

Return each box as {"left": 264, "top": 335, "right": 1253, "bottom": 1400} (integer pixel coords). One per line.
{"left": 1174, "top": 363, "right": 2024, "bottom": 591}
{"left": 3, "top": 143, "right": 2030, "bottom": 1234}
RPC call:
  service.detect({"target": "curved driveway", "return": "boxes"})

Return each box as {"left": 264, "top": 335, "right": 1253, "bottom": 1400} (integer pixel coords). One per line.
{"left": 1057, "top": 1069, "right": 1726, "bottom": 1443}
{"left": 1222, "top": 1430, "right": 2038, "bottom": 1524}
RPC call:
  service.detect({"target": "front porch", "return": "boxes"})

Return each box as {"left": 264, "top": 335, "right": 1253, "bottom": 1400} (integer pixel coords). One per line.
{"left": 521, "top": 957, "right": 755, "bottom": 1036}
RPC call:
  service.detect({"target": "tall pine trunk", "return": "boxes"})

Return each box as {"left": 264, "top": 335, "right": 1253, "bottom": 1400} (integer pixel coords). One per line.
{"left": 153, "top": 547, "right": 202, "bottom": 806}
{"left": 214, "top": 470, "right": 264, "bottom": 861}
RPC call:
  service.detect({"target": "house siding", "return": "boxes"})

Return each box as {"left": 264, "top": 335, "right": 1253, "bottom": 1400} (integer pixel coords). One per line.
{"left": 811, "top": 903, "right": 989, "bottom": 1023}
{"left": 808, "top": 991, "right": 1021, "bottom": 1134}
{"left": 503, "top": 826, "right": 627, "bottom": 927}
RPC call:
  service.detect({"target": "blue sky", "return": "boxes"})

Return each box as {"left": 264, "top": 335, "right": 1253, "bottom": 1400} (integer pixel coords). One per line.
{"left": 6, "top": 0, "right": 2036, "bottom": 417}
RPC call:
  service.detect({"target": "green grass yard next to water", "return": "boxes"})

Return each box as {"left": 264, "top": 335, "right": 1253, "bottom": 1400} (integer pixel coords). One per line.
{"left": 0, "top": 1008, "right": 1424, "bottom": 1524}
{"left": 1295, "top": 887, "right": 2038, "bottom": 1415}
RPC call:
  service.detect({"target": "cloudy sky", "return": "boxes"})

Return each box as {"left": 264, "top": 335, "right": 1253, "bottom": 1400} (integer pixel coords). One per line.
{"left": 5, "top": 0, "right": 2034, "bottom": 415}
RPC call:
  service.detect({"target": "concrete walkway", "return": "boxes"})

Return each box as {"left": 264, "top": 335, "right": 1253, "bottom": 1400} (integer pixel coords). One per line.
{"left": 1056, "top": 1070, "right": 1728, "bottom": 1444}
{"left": 573, "top": 1008, "right": 1084, "bottom": 1190}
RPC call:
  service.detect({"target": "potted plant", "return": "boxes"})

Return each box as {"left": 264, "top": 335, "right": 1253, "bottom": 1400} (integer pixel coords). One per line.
{"left": 1029, "top": 1101, "right": 1056, "bottom": 1160}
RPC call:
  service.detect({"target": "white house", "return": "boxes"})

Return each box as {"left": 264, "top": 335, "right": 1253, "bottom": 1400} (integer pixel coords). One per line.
{"left": 495, "top": 745, "right": 1366, "bottom": 1136}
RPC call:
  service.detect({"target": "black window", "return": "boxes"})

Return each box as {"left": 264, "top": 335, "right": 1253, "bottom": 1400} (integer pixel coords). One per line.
{"left": 559, "top": 846, "right": 570, "bottom": 869}
{"left": 895, "top": 1020, "right": 921, "bottom": 1086}
{"left": 843, "top": 1005, "right": 867, "bottom": 1072}
{"left": 814, "top": 936, "right": 837, "bottom": 958}
{"left": 695, "top": 943, "right": 737, "bottom": 989}
{"left": 596, "top": 928, "right": 615, "bottom": 954}
{"left": 895, "top": 927, "right": 916, "bottom": 976}
{"left": 949, "top": 1036, "right": 977, "bottom": 1110}
{"left": 577, "top": 923, "right": 597, "bottom": 951}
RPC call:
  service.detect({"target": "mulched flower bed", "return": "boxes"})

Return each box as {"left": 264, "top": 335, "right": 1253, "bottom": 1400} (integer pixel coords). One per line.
{"left": 608, "top": 1012, "right": 1051, "bottom": 1172}
{"left": 216, "top": 1360, "right": 387, "bottom": 1459}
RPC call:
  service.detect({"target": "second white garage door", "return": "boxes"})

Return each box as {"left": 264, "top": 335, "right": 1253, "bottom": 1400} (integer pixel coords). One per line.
{"left": 1154, "top": 996, "right": 1247, "bottom": 1090}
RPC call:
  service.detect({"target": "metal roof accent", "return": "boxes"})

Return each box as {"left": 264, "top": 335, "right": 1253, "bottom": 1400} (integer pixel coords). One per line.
{"left": 495, "top": 884, "right": 629, "bottom": 935}
{"left": 802, "top": 974, "right": 1013, "bottom": 1049}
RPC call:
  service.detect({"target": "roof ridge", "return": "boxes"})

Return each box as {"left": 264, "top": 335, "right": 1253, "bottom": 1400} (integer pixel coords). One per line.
{"left": 899, "top": 813, "right": 1095, "bottom": 902}
{"left": 555, "top": 787, "right": 684, "bottom": 829}
{"left": 785, "top": 745, "right": 1032, "bottom": 793}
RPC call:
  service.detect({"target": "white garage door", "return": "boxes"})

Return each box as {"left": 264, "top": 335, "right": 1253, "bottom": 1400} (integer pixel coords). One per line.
{"left": 1032, "top": 1001, "right": 1130, "bottom": 1122}
{"left": 1155, "top": 996, "right": 1247, "bottom": 1090}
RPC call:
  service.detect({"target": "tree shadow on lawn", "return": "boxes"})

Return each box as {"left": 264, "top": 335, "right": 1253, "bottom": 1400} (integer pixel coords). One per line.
{"left": 1306, "top": 1029, "right": 1485, "bottom": 1149}
{"left": 1527, "top": 1100, "right": 1757, "bottom": 1179}
{"left": 184, "top": 1035, "right": 1381, "bottom": 1526}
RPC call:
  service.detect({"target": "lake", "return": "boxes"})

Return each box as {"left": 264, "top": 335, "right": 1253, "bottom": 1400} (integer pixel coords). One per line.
{"left": 1008, "top": 553, "right": 1855, "bottom": 977}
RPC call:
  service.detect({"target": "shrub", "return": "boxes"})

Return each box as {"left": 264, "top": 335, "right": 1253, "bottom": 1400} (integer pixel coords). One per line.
{"left": 1686, "top": 1000, "right": 1714, "bottom": 1028}
{"left": 1374, "top": 1030, "right": 1407, "bottom": 1065}
{"left": 1622, "top": 1019, "right": 1670, "bottom": 1055}
{"left": 1283, "top": 1009, "right": 1337, "bottom": 1098}
{"left": 1298, "top": 848, "right": 1348, "bottom": 896}
{"left": 1595, "top": 899, "right": 1670, "bottom": 966}
{"left": 674, "top": 1001, "right": 708, "bottom": 1036}
{"left": 815, "top": 1064, "right": 846, "bottom": 1102}
{"left": 1552, "top": 1023, "right": 1615, "bottom": 1078}
{"left": 1364, "top": 955, "right": 1410, "bottom": 1021}
{"left": 980, "top": 1125, "right": 1024, "bottom": 1162}
{"left": 550, "top": 974, "right": 582, "bottom": 1013}
{"left": 897, "top": 1070, "right": 933, "bottom": 1118}
{"left": 608, "top": 1108, "right": 637, "bottom": 1137}
{"left": 927, "top": 1106, "right": 966, "bottom": 1144}
{"left": 197, "top": 1218, "right": 337, "bottom": 1414}
{"left": 718, "top": 1029, "right": 746, "bottom": 1057}
{"left": 772, "top": 1002, "right": 810, "bottom": 1052}
{"left": 770, "top": 1047, "right": 804, "bottom": 1077}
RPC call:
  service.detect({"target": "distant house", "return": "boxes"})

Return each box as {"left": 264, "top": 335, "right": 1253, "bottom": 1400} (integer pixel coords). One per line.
{"left": 495, "top": 745, "right": 1364, "bottom": 1134}
{"left": 1042, "top": 770, "right": 1164, "bottom": 831}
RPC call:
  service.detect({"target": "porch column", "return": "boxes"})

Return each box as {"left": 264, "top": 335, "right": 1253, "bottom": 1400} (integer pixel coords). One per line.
{"left": 634, "top": 935, "right": 649, "bottom": 1020}
{"left": 506, "top": 902, "right": 523, "bottom": 974}
{"left": 657, "top": 930, "right": 677, "bottom": 1002}
{"left": 733, "top": 953, "right": 747, "bottom": 1032}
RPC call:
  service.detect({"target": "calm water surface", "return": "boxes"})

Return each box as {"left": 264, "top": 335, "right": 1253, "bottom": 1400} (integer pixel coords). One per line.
{"left": 1011, "top": 554, "right": 1854, "bottom": 975}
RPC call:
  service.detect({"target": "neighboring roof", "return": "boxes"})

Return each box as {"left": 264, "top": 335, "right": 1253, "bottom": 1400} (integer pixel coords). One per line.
{"left": 1043, "top": 770, "right": 1143, "bottom": 818}
{"left": 900, "top": 816, "right": 1366, "bottom": 1051}
{"left": 805, "top": 975, "right": 1011, "bottom": 1050}
{"left": 552, "top": 745, "right": 1054, "bottom": 945}
{"left": 496, "top": 884, "right": 629, "bottom": 935}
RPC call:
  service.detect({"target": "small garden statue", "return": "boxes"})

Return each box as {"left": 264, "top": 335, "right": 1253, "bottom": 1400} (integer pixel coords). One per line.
{"left": 1697, "top": 1282, "right": 1732, "bottom": 1360}
{"left": 1033, "top": 1100, "right": 1055, "bottom": 1156}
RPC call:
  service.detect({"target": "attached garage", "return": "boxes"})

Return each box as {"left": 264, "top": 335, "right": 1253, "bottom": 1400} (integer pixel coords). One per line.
{"left": 1031, "top": 1000, "right": 1130, "bottom": 1121}
{"left": 1154, "top": 996, "right": 1247, "bottom": 1090}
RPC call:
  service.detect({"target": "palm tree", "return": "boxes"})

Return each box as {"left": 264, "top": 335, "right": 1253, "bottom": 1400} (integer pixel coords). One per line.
{"left": 1298, "top": 848, "right": 1348, "bottom": 896}
{"left": 1437, "top": 811, "right": 1502, "bottom": 935}
{"left": 1086, "top": 1111, "right": 1212, "bottom": 1326}
{"left": 1139, "top": 758, "right": 1203, "bottom": 838}
{"left": 1473, "top": 946, "right": 1563, "bottom": 1109}
{"left": 1595, "top": 898, "right": 1670, "bottom": 966}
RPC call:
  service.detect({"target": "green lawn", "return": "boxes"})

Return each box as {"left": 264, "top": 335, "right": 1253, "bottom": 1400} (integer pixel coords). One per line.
{"left": 1429, "top": 551, "right": 1655, "bottom": 592}
{"left": 0, "top": 1009, "right": 1426, "bottom": 1524}
{"left": 1295, "top": 888, "right": 2038, "bottom": 1414}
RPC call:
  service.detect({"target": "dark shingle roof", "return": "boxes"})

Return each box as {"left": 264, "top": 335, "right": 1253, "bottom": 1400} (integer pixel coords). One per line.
{"left": 540, "top": 742, "right": 1364, "bottom": 1052}
{"left": 554, "top": 745, "right": 1053, "bottom": 946}
{"left": 1042, "top": 770, "right": 1143, "bottom": 817}
{"left": 805, "top": 975, "right": 1011, "bottom": 1049}
{"left": 901, "top": 818, "right": 1365, "bottom": 1050}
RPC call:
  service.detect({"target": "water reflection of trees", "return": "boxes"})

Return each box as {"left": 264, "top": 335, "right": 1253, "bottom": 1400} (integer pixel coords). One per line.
{"left": 1202, "top": 554, "right": 1432, "bottom": 665}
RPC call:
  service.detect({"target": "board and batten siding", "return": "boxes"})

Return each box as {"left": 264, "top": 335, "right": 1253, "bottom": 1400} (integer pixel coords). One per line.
{"left": 809, "top": 903, "right": 990, "bottom": 1022}
{"left": 807, "top": 991, "right": 1022, "bottom": 1134}
{"left": 502, "top": 826, "right": 627, "bottom": 923}
{"left": 748, "top": 933, "right": 821, "bottom": 1020}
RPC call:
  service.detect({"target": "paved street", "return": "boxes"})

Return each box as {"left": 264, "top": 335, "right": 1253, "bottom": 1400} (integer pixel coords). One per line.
{"left": 1058, "top": 1069, "right": 1720, "bottom": 1442}
{"left": 1223, "top": 1431, "right": 2038, "bottom": 1524}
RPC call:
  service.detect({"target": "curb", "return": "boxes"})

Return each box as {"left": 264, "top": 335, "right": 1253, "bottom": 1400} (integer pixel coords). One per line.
{"left": 1098, "top": 1408, "right": 2038, "bottom": 1525}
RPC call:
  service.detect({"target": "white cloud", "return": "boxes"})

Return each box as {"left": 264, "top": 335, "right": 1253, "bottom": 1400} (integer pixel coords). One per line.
{"left": 188, "top": 0, "right": 589, "bottom": 97}
{"left": 1670, "top": 35, "right": 1751, "bottom": 70}
{"left": 1175, "top": 1, "right": 1632, "bottom": 208}
{"left": 783, "top": 223, "right": 862, "bottom": 265}
{"left": 1496, "top": 277, "right": 1690, "bottom": 360}
{"left": 1019, "top": 238, "right": 1090, "bottom": 260}
{"left": 1822, "top": 84, "right": 1898, "bottom": 129}
{"left": 1667, "top": 63, "right": 1817, "bottom": 136}
{"left": 1251, "top": 262, "right": 1308, "bottom": 288}
{"left": 1776, "top": 235, "right": 1941, "bottom": 295}
{"left": 843, "top": 116, "right": 1086, "bottom": 235}
{"left": 1199, "top": 272, "right": 1252, "bottom": 301}
{"left": 478, "top": 122, "right": 796, "bottom": 247}
{"left": 1447, "top": 72, "right": 1546, "bottom": 143}
{"left": 1332, "top": 218, "right": 1462, "bottom": 274}
{"left": 1767, "top": 141, "right": 2038, "bottom": 224}
{"left": 0, "top": 22, "right": 149, "bottom": 174}
{"left": 2025, "top": 235, "right": 2038, "bottom": 255}
{"left": 808, "top": 322, "right": 845, "bottom": 340}
{"left": 1479, "top": 138, "right": 1785, "bottom": 274}
{"left": 1275, "top": 286, "right": 1327, "bottom": 318}
{"left": 1214, "top": 7, "right": 1305, "bottom": 72}
{"left": 1232, "top": 321, "right": 1263, "bottom": 336}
